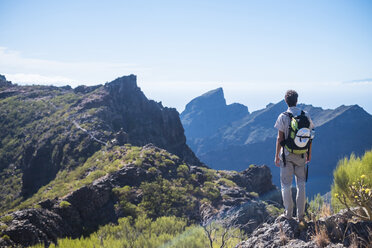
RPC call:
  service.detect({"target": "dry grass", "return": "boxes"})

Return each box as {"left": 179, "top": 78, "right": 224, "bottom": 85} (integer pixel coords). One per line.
{"left": 279, "top": 223, "right": 288, "bottom": 246}
{"left": 349, "top": 233, "right": 359, "bottom": 248}
{"left": 368, "top": 227, "right": 372, "bottom": 248}
{"left": 320, "top": 204, "right": 332, "bottom": 218}
{"left": 343, "top": 224, "right": 372, "bottom": 248}
{"left": 312, "top": 222, "right": 330, "bottom": 248}
{"left": 359, "top": 226, "right": 372, "bottom": 248}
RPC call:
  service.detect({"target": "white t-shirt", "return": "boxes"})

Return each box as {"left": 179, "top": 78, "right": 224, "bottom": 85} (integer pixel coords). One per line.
{"left": 274, "top": 106, "right": 315, "bottom": 155}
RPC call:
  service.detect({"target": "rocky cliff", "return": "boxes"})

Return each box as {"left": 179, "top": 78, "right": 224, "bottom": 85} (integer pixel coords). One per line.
{"left": 0, "top": 74, "right": 199, "bottom": 211}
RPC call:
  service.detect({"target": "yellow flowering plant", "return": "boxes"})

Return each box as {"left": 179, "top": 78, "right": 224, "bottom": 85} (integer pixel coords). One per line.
{"left": 335, "top": 175, "right": 372, "bottom": 220}
{"left": 332, "top": 151, "right": 372, "bottom": 221}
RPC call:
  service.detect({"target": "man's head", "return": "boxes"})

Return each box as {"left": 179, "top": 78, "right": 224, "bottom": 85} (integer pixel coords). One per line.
{"left": 285, "top": 90, "right": 298, "bottom": 107}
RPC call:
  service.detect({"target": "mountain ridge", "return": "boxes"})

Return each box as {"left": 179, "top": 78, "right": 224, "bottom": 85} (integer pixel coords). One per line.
{"left": 181, "top": 88, "right": 372, "bottom": 195}
{"left": 0, "top": 74, "right": 199, "bottom": 209}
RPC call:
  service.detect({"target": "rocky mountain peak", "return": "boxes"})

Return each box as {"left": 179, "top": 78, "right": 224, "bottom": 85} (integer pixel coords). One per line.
{"left": 181, "top": 88, "right": 249, "bottom": 140}
{"left": 0, "top": 74, "right": 12, "bottom": 87}
{"left": 104, "top": 74, "right": 139, "bottom": 94}
{"left": 184, "top": 87, "right": 226, "bottom": 112}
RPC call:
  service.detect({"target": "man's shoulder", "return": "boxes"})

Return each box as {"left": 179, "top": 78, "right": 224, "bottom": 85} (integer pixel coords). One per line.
{"left": 279, "top": 111, "right": 292, "bottom": 118}
{"left": 275, "top": 112, "right": 290, "bottom": 125}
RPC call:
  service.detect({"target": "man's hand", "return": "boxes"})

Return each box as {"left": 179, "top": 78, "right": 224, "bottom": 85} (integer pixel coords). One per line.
{"left": 275, "top": 155, "right": 280, "bottom": 167}
{"left": 275, "top": 131, "right": 284, "bottom": 168}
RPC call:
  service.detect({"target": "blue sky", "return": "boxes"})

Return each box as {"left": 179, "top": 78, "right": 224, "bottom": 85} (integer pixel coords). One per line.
{"left": 1, "top": 0, "right": 372, "bottom": 113}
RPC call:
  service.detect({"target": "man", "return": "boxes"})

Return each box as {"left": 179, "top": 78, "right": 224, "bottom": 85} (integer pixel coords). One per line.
{"left": 274, "top": 90, "right": 314, "bottom": 221}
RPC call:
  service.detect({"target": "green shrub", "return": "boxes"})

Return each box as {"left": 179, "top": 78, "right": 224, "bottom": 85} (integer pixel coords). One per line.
{"left": 0, "top": 224, "right": 8, "bottom": 232}
{"left": 331, "top": 150, "right": 372, "bottom": 220}
{"left": 59, "top": 201, "right": 71, "bottom": 208}
{"left": 113, "top": 186, "right": 140, "bottom": 218}
{"left": 147, "top": 167, "right": 158, "bottom": 174}
{"left": 33, "top": 204, "right": 41, "bottom": 209}
{"left": 170, "top": 154, "right": 179, "bottom": 161}
{"left": 249, "top": 192, "right": 259, "bottom": 198}
{"left": 200, "top": 167, "right": 218, "bottom": 181}
{"left": 202, "top": 182, "right": 221, "bottom": 202}
{"left": 308, "top": 193, "right": 323, "bottom": 213}
{"left": 139, "top": 177, "right": 196, "bottom": 219}
{"left": 164, "top": 159, "right": 175, "bottom": 166}
{"left": 1, "top": 234, "right": 10, "bottom": 241}
{"left": 217, "top": 178, "right": 237, "bottom": 188}
{"left": 177, "top": 164, "right": 189, "bottom": 177}
{"left": 0, "top": 215, "right": 13, "bottom": 224}
{"left": 264, "top": 202, "right": 283, "bottom": 217}
{"left": 134, "top": 158, "right": 144, "bottom": 166}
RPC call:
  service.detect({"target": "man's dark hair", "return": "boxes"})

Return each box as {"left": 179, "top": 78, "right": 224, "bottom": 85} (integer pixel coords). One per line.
{"left": 285, "top": 90, "right": 298, "bottom": 107}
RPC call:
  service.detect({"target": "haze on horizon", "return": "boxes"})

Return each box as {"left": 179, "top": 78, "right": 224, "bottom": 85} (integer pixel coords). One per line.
{"left": 1, "top": 0, "right": 371, "bottom": 113}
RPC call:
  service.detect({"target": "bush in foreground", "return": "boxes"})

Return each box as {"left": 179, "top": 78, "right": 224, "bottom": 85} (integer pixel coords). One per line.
{"left": 331, "top": 150, "right": 372, "bottom": 220}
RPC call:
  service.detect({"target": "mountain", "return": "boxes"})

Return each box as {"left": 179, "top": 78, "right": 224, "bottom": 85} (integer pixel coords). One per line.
{"left": 0, "top": 75, "right": 281, "bottom": 247}
{"left": 0, "top": 74, "right": 199, "bottom": 211}
{"left": 180, "top": 88, "right": 249, "bottom": 147}
{"left": 180, "top": 89, "right": 372, "bottom": 196}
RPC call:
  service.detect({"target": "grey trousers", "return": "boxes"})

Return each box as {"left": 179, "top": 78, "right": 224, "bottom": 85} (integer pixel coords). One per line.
{"left": 280, "top": 152, "right": 307, "bottom": 219}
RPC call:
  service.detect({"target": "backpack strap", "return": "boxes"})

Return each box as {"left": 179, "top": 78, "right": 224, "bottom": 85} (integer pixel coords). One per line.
{"left": 280, "top": 112, "right": 292, "bottom": 166}
{"left": 283, "top": 111, "right": 293, "bottom": 119}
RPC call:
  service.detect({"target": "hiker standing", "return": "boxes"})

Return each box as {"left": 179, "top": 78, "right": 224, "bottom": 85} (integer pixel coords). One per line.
{"left": 274, "top": 90, "right": 314, "bottom": 221}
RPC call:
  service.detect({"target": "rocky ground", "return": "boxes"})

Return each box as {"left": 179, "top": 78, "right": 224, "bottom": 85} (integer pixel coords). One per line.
{"left": 237, "top": 211, "right": 372, "bottom": 248}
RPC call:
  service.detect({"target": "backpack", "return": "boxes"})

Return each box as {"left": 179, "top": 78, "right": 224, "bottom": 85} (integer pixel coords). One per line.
{"left": 280, "top": 111, "right": 312, "bottom": 165}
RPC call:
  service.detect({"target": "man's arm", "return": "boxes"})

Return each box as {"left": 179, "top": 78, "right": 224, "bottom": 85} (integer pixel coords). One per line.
{"left": 275, "top": 130, "right": 284, "bottom": 167}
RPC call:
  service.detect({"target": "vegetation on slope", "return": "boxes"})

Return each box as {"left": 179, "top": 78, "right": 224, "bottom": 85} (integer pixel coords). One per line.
{"left": 331, "top": 150, "right": 372, "bottom": 220}
{"left": 5, "top": 144, "right": 249, "bottom": 247}
{"left": 30, "top": 215, "right": 245, "bottom": 248}
{"left": 8, "top": 144, "right": 230, "bottom": 217}
{"left": 0, "top": 86, "right": 108, "bottom": 212}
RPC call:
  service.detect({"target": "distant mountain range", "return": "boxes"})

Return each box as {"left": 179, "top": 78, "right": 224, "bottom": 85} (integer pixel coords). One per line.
{"left": 180, "top": 88, "right": 372, "bottom": 196}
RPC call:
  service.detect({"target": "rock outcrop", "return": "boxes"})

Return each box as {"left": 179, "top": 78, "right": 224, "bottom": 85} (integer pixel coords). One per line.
{"left": 224, "top": 165, "right": 277, "bottom": 195}
{"left": 237, "top": 212, "right": 372, "bottom": 248}
{"left": 0, "top": 75, "right": 12, "bottom": 88}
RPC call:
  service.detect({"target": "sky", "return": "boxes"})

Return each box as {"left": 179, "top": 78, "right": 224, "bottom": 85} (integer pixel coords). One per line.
{"left": 0, "top": 0, "right": 372, "bottom": 113}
